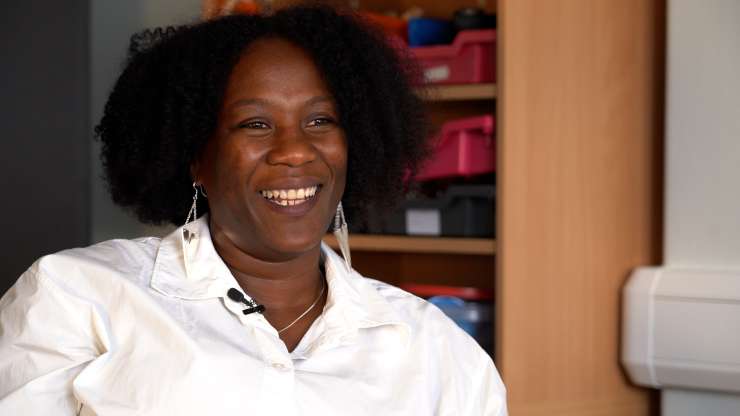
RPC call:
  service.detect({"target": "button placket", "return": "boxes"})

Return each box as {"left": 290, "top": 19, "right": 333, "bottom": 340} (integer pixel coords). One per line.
{"left": 270, "top": 361, "right": 292, "bottom": 372}
{"left": 260, "top": 356, "right": 298, "bottom": 414}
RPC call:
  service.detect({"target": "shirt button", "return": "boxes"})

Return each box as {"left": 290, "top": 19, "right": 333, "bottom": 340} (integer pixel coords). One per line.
{"left": 271, "top": 362, "right": 291, "bottom": 371}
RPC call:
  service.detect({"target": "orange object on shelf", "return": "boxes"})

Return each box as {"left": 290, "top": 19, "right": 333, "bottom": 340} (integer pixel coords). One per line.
{"left": 232, "top": 1, "right": 260, "bottom": 15}
{"left": 204, "top": 0, "right": 260, "bottom": 18}
{"left": 359, "top": 12, "right": 408, "bottom": 41}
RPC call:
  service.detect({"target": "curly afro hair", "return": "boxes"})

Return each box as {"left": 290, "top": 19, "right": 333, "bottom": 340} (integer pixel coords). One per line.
{"left": 96, "top": 5, "right": 430, "bottom": 227}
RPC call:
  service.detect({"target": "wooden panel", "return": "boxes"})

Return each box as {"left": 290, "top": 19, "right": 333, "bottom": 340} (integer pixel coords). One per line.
{"left": 497, "top": 0, "right": 664, "bottom": 414}
{"left": 418, "top": 83, "right": 497, "bottom": 102}
{"left": 323, "top": 234, "right": 496, "bottom": 255}
{"left": 426, "top": 100, "right": 495, "bottom": 129}
{"left": 350, "top": 251, "right": 494, "bottom": 290}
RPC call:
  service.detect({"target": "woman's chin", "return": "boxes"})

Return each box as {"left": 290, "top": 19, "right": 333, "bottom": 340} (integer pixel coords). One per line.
{"left": 264, "top": 233, "right": 323, "bottom": 259}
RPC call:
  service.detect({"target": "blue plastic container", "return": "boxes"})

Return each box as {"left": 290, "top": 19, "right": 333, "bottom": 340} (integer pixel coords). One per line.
{"left": 428, "top": 295, "right": 492, "bottom": 353}
{"left": 407, "top": 18, "right": 454, "bottom": 46}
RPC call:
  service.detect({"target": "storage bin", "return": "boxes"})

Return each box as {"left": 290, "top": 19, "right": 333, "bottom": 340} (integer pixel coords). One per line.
{"left": 407, "top": 17, "right": 454, "bottom": 46}
{"left": 411, "top": 29, "right": 496, "bottom": 84}
{"left": 384, "top": 184, "right": 495, "bottom": 237}
{"left": 400, "top": 284, "right": 493, "bottom": 353}
{"left": 416, "top": 115, "right": 495, "bottom": 181}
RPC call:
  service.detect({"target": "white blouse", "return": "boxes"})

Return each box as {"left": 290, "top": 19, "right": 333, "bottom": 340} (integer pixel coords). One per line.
{"left": 0, "top": 216, "right": 507, "bottom": 415}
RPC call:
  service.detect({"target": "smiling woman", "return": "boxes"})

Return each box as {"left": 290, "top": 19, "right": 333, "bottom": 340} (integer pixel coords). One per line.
{"left": 0, "top": 5, "right": 506, "bottom": 415}
{"left": 198, "top": 38, "right": 347, "bottom": 265}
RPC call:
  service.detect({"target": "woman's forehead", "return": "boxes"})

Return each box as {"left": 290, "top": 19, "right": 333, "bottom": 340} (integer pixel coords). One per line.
{"left": 221, "top": 38, "right": 335, "bottom": 109}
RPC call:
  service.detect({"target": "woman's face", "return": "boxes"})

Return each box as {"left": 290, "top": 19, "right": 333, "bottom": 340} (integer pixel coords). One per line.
{"left": 195, "top": 37, "right": 347, "bottom": 262}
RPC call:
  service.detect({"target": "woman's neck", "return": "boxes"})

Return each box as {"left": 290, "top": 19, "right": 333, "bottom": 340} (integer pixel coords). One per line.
{"left": 208, "top": 219, "right": 326, "bottom": 351}
{"left": 210, "top": 225, "right": 323, "bottom": 306}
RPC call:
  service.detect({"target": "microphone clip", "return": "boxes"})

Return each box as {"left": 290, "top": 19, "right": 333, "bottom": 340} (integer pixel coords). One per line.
{"left": 227, "top": 288, "right": 266, "bottom": 315}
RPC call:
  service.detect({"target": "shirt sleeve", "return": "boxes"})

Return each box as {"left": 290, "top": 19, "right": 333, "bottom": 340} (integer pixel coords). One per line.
{"left": 0, "top": 265, "right": 103, "bottom": 414}
{"left": 476, "top": 355, "right": 508, "bottom": 416}
{"left": 423, "top": 302, "right": 507, "bottom": 416}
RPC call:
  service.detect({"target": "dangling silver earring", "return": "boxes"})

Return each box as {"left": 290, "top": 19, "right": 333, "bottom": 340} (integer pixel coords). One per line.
{"left": 183, "top": 182, "right": 200, "bottom": 243}
{"left": 333, "top": 201, "right": 351, "bottom": 271}
{"left": 197, "top": 184, "right": 208, "bottom": 198}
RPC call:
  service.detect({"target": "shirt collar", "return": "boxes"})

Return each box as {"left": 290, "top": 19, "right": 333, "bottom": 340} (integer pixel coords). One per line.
{"left": 150, "top": 216, "right": 410, "bottom": 343}
{"left": 150, "top": 215, "right": 236, "bottom": 300}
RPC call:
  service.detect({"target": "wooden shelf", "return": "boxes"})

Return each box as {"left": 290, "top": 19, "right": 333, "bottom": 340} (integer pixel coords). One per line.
{"left": 417, "top": 83, "right": 496, "bottom": 101}
{"left": 323, "top": 234, "right": 496, "bottom": 255}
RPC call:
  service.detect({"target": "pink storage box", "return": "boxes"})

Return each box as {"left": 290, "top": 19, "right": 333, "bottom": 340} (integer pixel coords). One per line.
{"left": 411, "top": 29, "right": 496, "bottom": 84}
{"left": 416, "top": 115, "right": 495, "bottom": 181}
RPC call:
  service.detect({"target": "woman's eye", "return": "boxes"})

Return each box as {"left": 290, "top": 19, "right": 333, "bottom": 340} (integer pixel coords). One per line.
{"left": 307, "top": 117, "right": 335, "bottom": 128}
{"left": 238, "top": 120, "right": 270, "bottom": 130}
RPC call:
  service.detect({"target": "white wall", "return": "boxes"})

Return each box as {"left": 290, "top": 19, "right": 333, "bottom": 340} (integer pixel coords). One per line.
{"left": 663, "top": 0, "right": 740, "bottom": 414}
{"left": 90, "top": 0, "right": 201, "bottom": 243}
{"left": 665, "top": 0, "right": 740, "bottom": 268}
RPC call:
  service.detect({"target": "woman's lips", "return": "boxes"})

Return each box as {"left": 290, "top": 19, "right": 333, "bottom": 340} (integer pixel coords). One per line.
{"left": 259, "top": 184, "right": 320, "bottom": 206}
{"left": 258, "top": 184, "right": 323, "bottom": 215}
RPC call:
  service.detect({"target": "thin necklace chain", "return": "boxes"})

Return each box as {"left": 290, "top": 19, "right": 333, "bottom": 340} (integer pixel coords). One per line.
{"left": 277, "top": 278, "right": 326, "bottom": 334}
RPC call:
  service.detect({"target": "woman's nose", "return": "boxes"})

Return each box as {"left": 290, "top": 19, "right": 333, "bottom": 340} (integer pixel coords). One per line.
{"left": 266, "top": 126, "right": 317, "bottom": 167}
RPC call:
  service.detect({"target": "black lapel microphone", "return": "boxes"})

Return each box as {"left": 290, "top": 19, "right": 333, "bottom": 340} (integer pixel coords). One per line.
{"left": 227, "top": 288, "right": 266, "bottom": 315}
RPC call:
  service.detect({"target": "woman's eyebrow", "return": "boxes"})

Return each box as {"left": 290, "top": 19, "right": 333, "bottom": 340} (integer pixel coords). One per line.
{"left": 305, "top": 96, "right": 333, "bottom": 106}
{"left": 229, "top": 96, "right": 332, "bottom": 110}
{"left": 229, "top": 98, "right": 269, "bottom": 109}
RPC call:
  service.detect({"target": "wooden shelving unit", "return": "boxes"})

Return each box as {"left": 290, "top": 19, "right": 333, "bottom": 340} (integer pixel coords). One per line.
{"left": 323, "top": 234, "right": 495, "bottom": 255}
{"left": 343, "top": 0, "right": 663, "bottom": 413}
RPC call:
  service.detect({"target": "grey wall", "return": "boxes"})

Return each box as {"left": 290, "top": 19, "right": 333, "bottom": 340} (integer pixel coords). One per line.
{"left": 0, "top": 1, "right": 90, "bottom": 295}
{"left": 90, "top": 0, "right": 200, "bottom": 243}
{"left": 0, "top": 0, "right": 202, "bottom": 296}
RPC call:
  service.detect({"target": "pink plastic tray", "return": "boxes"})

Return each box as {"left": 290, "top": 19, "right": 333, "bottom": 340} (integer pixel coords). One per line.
{"left": 411, "top": 29, "right": 496, "bottom": 84}
{"left": 416, "top": 115, "right": 495, "bottom": 181}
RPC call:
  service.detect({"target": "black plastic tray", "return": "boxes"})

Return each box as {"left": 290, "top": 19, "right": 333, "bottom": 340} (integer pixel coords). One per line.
{"left": 383, "top": 184, "right": 495, "bottom": 237}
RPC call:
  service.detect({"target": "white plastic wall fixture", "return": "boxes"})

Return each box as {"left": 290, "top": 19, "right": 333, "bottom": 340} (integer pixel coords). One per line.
{"left": 622, "top": 267, "right": 740, "bottom": 393}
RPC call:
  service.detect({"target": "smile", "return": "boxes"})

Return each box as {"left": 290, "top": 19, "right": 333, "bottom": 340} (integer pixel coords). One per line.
{"left": 259, "top": 185, "right": 320, "bottom": 206}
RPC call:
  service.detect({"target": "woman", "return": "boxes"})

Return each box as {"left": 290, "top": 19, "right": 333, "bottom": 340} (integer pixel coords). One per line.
{"left": 0, "top": 5, "right": 506, "bottom": 415}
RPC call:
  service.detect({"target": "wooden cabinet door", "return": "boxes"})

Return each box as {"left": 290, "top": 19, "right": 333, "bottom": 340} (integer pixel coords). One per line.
{"left": 496, "top": 0, "right": 663, "bottom": 414}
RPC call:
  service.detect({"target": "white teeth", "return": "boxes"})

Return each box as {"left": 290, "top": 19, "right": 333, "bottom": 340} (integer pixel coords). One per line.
{"left": 260, "top": 185, "right": 319, "bottom": 206}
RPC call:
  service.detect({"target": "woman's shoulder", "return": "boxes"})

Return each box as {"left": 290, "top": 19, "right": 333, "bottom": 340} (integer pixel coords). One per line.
{"left": 26, "top": 236, "right": 162, "bottom": 292}
{"left": 356, "top": 275, "right": 487, "bottom": 354}
{"left": 355, "top": 274, "right": 506, "bottom": 409}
